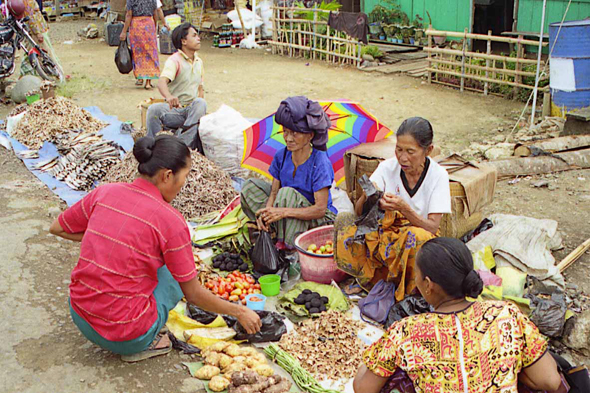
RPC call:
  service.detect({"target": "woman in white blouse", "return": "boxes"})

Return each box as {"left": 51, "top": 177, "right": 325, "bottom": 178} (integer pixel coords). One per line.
{"left": 335, "top": 117, "right": 451, "bottom": 301}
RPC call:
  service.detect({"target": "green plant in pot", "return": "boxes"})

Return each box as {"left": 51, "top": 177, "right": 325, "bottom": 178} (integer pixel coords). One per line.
{"left": 395, "top": 33, "right": 403, "bottom": 43}
{"left": 383, "top": 24, "right": 395, "bottom": 39}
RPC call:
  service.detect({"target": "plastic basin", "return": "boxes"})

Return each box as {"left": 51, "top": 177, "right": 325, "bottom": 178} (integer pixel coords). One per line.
{"left": 245, "top": 294, "right": 266, "bottom": 311}
{"left": 294, "top": 225, "right": 348, "bottom": 284}
{"left": 259, "top": 274, "right": 280, "bottom": 296}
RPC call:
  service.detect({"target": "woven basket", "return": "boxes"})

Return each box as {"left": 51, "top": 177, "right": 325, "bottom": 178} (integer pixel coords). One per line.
{"left": 440, "top": 210, "right": 483, "bottom": 239}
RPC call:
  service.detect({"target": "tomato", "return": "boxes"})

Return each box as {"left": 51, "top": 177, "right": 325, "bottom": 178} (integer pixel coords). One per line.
{"left": 239, "top": 293, "right": 246, "bottom": 300}
{"left": 246, "top": 276, "right": 255, "bottom": 284}
{"left": 221, "top": 292, "right": 229, "bottom": 300}
{"left": 231, "top": 288, "right": 242, "bottom": 296}
{"left": 206, "top": 282, "right": 214, "bottom": 289}
{"left": 242, "top": 299, "right": 247, "bottom": 305}
{"left": 253, "top": 284, "right": 261, "bottom": 290}
{"left": 212, "top": 285, "right": 219, "bottom": 294}
{"left": 253, "top": 289, "right": 261, "bottom": 294}
{"left": 229, "top": 295, "right": 239, "bottom": 302}
{"left": 218, "top": 286, "right": 226, "bottom": 296}
{"left": 242, "top": 282, "right": 250, "bottom": 290}
{"left": 234, "top": 282, "right": 244, "bottom": 290}
{"left": 247, "top": 288, "right": 253, "bottom": 294}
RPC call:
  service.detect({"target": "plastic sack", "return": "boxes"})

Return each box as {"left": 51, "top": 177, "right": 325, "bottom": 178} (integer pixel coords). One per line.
{"left": 199, "top": 105, "right": 252, "bottom": 177}
{"left": 525, "top": 276, "right": 567, "bottom": 338}
{"left": 331, "top": 183, "right": 354, "bottom": 214}
{"left": 472, "top": 245, "right": 496, "bottom": 271}
{"left": 168, "top": 332, "right": 201, "bottom": 355}
{"left": 477, "top": 270, "right": 502, "bottom": 287}
{"left": 234, "top": 311, "right": 287, "bottom": 343}
{"left": 354, "top": 175, "right": 384, "bottom": 240}
{"left": 385, "top": 295, "right": 432, "bottom": 329}
{"left": 251, "top": 230, "right": 281, "bottom": 275}
{"left": 358, "top": 280, "right": 396, "bottom": 324}
{"left": 496, "top": 266, "right": 527, "bottom": 298}
{"left": 115, "top": 40, "right": 133, "bottom": 74}
{"left": 239, "top": 35, "right": 259, "bottom": 49}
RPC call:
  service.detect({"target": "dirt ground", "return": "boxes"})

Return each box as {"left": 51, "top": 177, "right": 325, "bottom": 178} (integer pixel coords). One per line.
{"left": 1, "top": 20, "right": 589, "bottom": 392}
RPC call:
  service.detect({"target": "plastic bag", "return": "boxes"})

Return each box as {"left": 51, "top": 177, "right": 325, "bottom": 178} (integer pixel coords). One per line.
{"left": 477, "top": 270, "right": 502, "bottom": 287}
{"left": 115, "top": 40, "right": 133, "bottom": 74}
{"left": 188, "top": 304, "right": 237, "bottom": 328}
{"left": 331, "top": 183, "right": 354, "bottom": 214}
{"left": 460, "top": 218, "right": 493, "bottom": 243}
{"left": 358, "top": 280, "right": 396, "bottom": 324}
{"left": 234, "top": 311, "right": 287, "bottom": 343}
{"left": 385, "top": 295, "right": 432, "bottom": 329}
{"left": 354, "top": 175, "right": 384, "bottom": 240}
{"left": 251, "top": 231, "right": 280, "bottom": 274}
{"left": 525, "top": 276, "right": 567, "bottom": 338}
{"left": 168, "top": 331, "right": 201, "bottom": 355}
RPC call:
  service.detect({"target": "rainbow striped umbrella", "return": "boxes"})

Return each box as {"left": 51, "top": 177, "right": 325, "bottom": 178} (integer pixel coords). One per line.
{"left": 241, "top": 100, "right": 393, "bottom": 186}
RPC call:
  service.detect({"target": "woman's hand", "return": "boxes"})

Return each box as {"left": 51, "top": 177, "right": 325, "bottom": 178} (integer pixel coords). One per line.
{"left": 236, "top": 307, "right": 263, "bottom": 335}
{"left": 379, "top": 193, "right": 408, "bottom": 212}
{"left": 119, "top": 32, "right": 127, "bottom": 42}
{"left": 256, "top": 207, "right": 287, "bottom": 227}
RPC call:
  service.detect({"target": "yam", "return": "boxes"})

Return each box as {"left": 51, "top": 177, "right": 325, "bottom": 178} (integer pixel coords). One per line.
{"left": 262, "top": 379, "right": 292, "bottom": 393}
{"left": 195, "top": 365, "right": 221, "bottom": 380}
{"left": 224, "top": 344, "right": 242, "bottom": 357}
{"left": 238, "top": 347, "right": 259, "bottom": 357}
{"left": 209, "top": 375, "right": 231, "bottom": 392}
{"left": 253, "top": 365, "right": 274, "bottom": 377}
{"left": 219, "top": 353, "right": 234, "bottom": 370}
{"left": 209, "top": 341, "right": 232, "bottom": 352}
{"left": 230, "top": 370, "right": 260, "bottom": 386}
{"left": 205, "top": 352, "right": 222, "bottom": 367}
{"left": 225, "top": 362, "right": 248, "bottom": 374}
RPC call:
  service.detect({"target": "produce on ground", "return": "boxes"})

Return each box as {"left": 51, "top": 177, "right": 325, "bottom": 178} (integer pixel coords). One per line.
{"left": 277, "top": 311, "right": 364, "bottom": 381}
{"left": 206, "top": 271, "right": 261, "bottom": 305}
{"left": 11, "top": 97, "right": 108, "bottom": 149}
{"left": 279, "top": 282, "right": 349, "bottom": 318}
{"left": 102, "top": 150, "right": 237, "bottom": 219}
{"left": 264, "top": 344, "right": 340, "bottom": 393}
{"left": 213, "top": 252, "right": 249, "bottom": 272}
{"left": 228, "top": 371, "right": 291, "bottom": 393}
{"left": 209, "top": 375, "right": 231, "bottom": 392}
{"left": 293, "top": 289, "right": 328, "bottom": 314}
{"left": 200, "top": 344, "right": 274, "bottom": 382}
{"left": 306, "top": 240, "right": 333, "bottom": 255}
{"left": 195, "top": 364, "right": 221, "bottom": 380}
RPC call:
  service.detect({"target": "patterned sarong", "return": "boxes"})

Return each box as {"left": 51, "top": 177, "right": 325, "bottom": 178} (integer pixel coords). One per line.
{"left": 129, "top": 16, "right": 160, "bottom": 80}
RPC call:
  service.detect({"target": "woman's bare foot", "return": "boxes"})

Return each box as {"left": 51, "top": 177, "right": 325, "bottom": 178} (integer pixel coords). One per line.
{"left": 144, "top": 80, "right": 153, "bottom": 89}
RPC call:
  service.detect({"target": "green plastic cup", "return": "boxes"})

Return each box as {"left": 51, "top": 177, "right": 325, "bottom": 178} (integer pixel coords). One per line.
{"left": 259, "top": 274, "right": 281, "bottom": 297}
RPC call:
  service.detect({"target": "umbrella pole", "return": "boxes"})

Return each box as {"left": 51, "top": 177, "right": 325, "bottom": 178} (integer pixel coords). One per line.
{"left": 235, "top": 1, "right": 246, "bottom": 36}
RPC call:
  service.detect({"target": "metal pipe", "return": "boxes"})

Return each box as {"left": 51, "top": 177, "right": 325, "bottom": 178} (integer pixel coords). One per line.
{"left": 530, "top": 0, "right": 547, "bottom": 127}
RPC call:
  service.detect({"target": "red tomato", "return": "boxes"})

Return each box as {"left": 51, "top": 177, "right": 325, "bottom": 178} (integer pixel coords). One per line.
{"left": 243, "top": 282, "right": 250, "bottom": 290}
{"left": 212, "top": 285, "right": 219, "bottom": 294}
{"left": 246, "top": 277, "right": 255, "bottom": 284}
{"left": 247, "top": 288, "right": 253, "bottom": 294}
{"left": 221, "top": 292, "right": 229, "bottom": 300}
{"left": 218, "top": 287, "right": 226, "bottom": 296}
{"left": 239, "top": 293, "right": 246, "bottom": 300}
{"left": 206, "top": 282, "right": 214, "bottom": 289}
{"left": 254, "top": 284, "right": 261, "bottom": 290}
{"left": 241, "top": 299, "right": 247, "bottom": 305}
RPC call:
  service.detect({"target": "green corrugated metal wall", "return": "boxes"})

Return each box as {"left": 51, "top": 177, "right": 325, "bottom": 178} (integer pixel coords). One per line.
{"left": 517, "top": 0, "right": 590, "bottom": 34}
{"left": 362, "top": 0, "right": 472, "bottom": 33}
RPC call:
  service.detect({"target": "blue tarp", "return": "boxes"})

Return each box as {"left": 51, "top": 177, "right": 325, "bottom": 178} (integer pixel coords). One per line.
{"left": 1, "top": 106, "right": 134, "bottom": 206}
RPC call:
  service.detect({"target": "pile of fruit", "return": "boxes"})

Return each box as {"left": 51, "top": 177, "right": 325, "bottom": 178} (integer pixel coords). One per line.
{"left": 206, "top": 271, "right": 261, "bottom": 304}
{"left": 213, "top": 252, "right": 249, "bottom": 272}
{"left": 293, "top": 289, "right": 328, "bottom": 314}
{"left": 306, "top": 240, "right": 334, "bottom": 255}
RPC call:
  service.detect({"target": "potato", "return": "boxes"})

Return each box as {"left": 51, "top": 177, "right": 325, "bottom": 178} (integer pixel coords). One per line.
{"left": 208, "top": 341, "right": 231, "bottom": 352}
{"left": 224, "top": 344, "right": 241, "bottom": 357}
{"left": 253, "top": 364, "right": 274, "bottom": 377}
{"left": 224, "top": 362, "right": 248, "bottom": 374}
{"left": 205, "top": 352, "right": 222, "bottom": 367}
{"left": 195, "top": 365, "right": 221, "bottom": 380}
{"left": 252, "top": 353, "right": 267, "bottom": 364}
{"left": 208, "top": 375, "right": 230, "bottom": 392}
{"left": 219, "top": 353, "right": 234, "bottom": 370}
{"left": 238, "top": 347, "right": 259, "bottom": 357}
{"left": 244, "top": 357, "right": 263, "bottom": 368}
{"left": 232, "top": 356, "right": 247, "bottom": 364}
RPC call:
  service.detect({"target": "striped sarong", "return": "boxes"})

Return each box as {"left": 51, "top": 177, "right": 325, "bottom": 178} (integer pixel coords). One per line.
{"left": 241, "top": 178, "right": 336, "bottom": 246}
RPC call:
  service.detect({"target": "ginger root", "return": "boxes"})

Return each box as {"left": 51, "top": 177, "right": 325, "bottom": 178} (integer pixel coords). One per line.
{"left": 195, "top": 365, "right": 221, "bottom": 380}
{"left": 209, "top": 375, "right": 231, "bottom": 392}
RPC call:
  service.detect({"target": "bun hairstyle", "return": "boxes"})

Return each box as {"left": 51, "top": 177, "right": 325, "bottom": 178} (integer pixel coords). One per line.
{"left": 396, "top": 117, "right": 434, "bottom": 149}
{"left": 416, "top": 237, "right": 483, "bottom": 299}
{"left": 133, "top": 135, "right": 191, "bottom": 177}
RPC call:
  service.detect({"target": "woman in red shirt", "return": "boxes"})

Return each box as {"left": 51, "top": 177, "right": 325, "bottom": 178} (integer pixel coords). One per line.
{"left": 50, "top": 135, "right": 261, "bottom": 362}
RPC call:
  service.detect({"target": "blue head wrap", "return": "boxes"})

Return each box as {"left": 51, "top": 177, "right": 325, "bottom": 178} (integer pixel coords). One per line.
{"left": 275, "top": 96, "right": 330, "bottom": 151}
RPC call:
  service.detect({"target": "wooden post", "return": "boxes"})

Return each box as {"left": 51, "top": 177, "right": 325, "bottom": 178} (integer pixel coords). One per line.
{"left": 427, "top": 27, "right": 433, "bottom": 84}
{"left": 460, "top": 28, "right": 467, "bottom": 92}
{"left": 271, "top": 7, "right": 278, "bottom": 55}
{"left": 289, "top": 7, "right": 294, "bottom": 58}
{"left": 514, "top": 34, "right": 524, "bottom": 99}
{"left": 327, "top": 23, "right": 331, "bottom": 63}
{"left": 312, "top": 9, "right": 317, "bottom": 60}
{"left": 485, "top": 30, "right": 491, "bottom": 95}
{"left": 54, "top": 0, "right": 61, "bottom": 18}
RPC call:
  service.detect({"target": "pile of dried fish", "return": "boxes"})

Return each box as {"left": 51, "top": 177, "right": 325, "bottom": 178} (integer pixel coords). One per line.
{"left": 9, "top": 103, "right": 28, "bottom": 117}
{"left": 102, "top": 150, "right": 237, "bottom": 219}
{"left": 34, "top": 132, "right": 121, "bottom": 191}
{"left": 11, "top": 97, "right": 107, "bottom": 149}
{"left": 278, "top": 311, "right": 364, "bottom": 381}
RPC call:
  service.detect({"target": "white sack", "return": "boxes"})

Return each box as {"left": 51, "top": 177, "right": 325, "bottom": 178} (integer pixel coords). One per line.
{"left": 199, "top": 105, "right": 252, "bottom": 178}
{"left": 331, "top": 183, "right": 354, "bottom": 214}
{"left": 466, "top": 214, "right": 564, "bottom": 286}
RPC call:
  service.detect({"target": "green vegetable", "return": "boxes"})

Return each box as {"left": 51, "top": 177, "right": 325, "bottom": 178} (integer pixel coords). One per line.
{"left": 264, "top": 344, "right": 340, "bottom": 393}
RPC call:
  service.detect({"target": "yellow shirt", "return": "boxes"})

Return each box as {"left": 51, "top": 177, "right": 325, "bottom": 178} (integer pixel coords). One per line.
{"left": 160, "top": 50, "right": 204, "bottom": 106}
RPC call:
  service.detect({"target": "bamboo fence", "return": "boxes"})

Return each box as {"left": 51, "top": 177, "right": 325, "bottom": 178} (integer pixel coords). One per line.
{"left": 425, "top": 28, "right": 550, "bottom": 97}
{"left": 269, "top": 6, "right": 362, "bottom": 67}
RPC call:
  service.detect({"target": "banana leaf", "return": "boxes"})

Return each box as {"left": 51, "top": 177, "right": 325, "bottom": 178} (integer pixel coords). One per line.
{"left": 278, "top": 282, "right": 349, "bottom": 318}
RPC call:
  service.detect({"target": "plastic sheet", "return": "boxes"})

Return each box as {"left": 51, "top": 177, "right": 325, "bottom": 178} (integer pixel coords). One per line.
{"left": 384, "top": 295, "right": 432, "bottom": 329}
{"left": 115, "top": 40, "right": 133, "bottom": 74}
{"left": 234, "top": 311, "right": 287, "bottom": 343}
{"left": 251, "top": 230, "right": 280, "bottom": 275}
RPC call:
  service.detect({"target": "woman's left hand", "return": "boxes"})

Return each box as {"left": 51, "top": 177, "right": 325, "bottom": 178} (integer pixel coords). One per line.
{"left": 257, "top": 207, "right": 287, "bottom": 226}
{"left": 379, "top": 193, "right": 407, "bottom": 212}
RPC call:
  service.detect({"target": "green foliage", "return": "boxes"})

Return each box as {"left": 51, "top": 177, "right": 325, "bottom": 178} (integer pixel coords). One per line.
{"left": 412, "top": 14, "right": 424, "bottom": 29}
{"left": 362, "top": 45, "right": 384, "bottom": 59}
{"left": 368, "top": 0, "right": 407, "bottom": 25}
{"left": 293, "top": 0, "right": 342, "bottom": 21}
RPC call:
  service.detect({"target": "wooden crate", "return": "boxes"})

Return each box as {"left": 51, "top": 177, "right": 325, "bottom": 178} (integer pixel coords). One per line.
{"left": 139, "top": 98, "right": 166, "bottom": 130}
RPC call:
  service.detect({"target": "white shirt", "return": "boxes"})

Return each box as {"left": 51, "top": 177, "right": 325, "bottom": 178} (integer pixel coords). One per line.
{"left": 370, "top": 156, "right": 451, "bottom": 219}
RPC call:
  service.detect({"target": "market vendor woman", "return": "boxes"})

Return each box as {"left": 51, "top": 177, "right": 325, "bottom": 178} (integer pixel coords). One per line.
{"left": 336, "top": 117, "right": 451, "bottom": 300}
{"left": 241, "top": 96, "right": 337, "bottom": 248}
{"left": 50, "top": 135, "right": 261, "bottom": 362}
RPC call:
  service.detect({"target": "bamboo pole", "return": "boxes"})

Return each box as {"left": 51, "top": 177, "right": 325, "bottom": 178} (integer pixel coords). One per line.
{"left": 423, "top": 46, "right": 540, "bottom": 65}
{"left": 235, "top": 2, "right": 247, "bottom": 40}
{"left": 312, "top": 10, "right": 317, "bottom": 61}
{"left": 426, "top": 68, "right": 549, "bottom": 90}
{"left": 327, "top": 22, "right": 331, "bottom": 63}
{"left": 427, "top": 28, "right": 433, "bottom": 84}
{"left": 425, "top": 29, "right": 546, "bottom": 46}
{"left": 289, "top": 7, "right": 294, "bottom": 58}
{"left": 514, "top": 35, "right": 524, "bottom": 99}
{"left": 429, "top": 58, "right": 542, "bottom": 78}
{"left": 432, "top": 79, "right": 505, "bottom": 97}
{"left": 271, "top": 17, "right": 327, "bottom": 24}
{"left": 485, "top": 30, "right": 491, "bottom": 95}
{"left": 278, "top": 28, "right": 357, "bottom": 44}
{"left": 271, "top": 5, "right": 278, "bottom": 55}
{"left": 557, "top": 237, "right": 590, "bottom": 272}
{"left": 461, "top": 28, "right": 467, "bottom": 92}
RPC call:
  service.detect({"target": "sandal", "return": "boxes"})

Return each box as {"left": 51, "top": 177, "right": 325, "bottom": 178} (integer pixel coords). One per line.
{"left": 343, "top": 281, "right": 364, "bottom": 296}
{"left": 135, "top": 79, "right": 143, "bottom": 86}
{"left": 120, "top": 334, "right": 172, "bottom": 363}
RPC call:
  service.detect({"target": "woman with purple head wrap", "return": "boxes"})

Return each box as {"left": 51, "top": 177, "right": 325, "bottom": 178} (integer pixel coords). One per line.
{"left": 240, "top": 97, "right": 338, "bottom": 248}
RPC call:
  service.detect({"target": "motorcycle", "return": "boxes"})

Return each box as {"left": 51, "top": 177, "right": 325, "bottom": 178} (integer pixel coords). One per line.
{"left": 0, "top": 1, "right": 63, "bottom": 82}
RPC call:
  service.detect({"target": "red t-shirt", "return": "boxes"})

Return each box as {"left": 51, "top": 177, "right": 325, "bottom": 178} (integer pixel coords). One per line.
{"left": 60, "top": 178, "right": 197, "bottom": 341}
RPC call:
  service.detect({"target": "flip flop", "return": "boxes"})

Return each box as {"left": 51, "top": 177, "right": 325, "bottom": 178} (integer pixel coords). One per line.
{"left": 343, "top": 281, "right": 364, "bottom": 296}
{"left": 135, "top": 79, "right": 143, "bottom": 86}
{"left": 120, "top": 334, "right": 172, "bottom": 363}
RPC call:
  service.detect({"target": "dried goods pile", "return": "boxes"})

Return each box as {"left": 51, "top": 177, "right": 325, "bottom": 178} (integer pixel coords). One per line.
{"left": 277, "top": 310, "right": 364, "bottom": 381}
{"left": 11, "top": 97, "right": 108, "bottom": 149}
{"left": 33, "top": 131, "right": 121, "bottom": 191}
{"left": 102, "top": 150, "right": 237, "bottom": 219}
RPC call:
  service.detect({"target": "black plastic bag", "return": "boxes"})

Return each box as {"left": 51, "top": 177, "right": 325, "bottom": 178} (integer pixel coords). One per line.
{"left": 525, "top": 276, "right": 567, "bottom": 338}
{"left": 354, "top": 175, "right": 384, "bottom": 241}
{"left": 251, "top": 230, "right": 281, "bottom": 275}
{"left": 168, "top": 332, "right": 201, "bottom": 355}
{"left": 460, "top": 218, "right": 494, "bottom": 243}
{"left": 551, "top": 352, "right": 590, "bottom": 393}
{"left": 115, "top": 40, "right": 133, "bottom": 74}
{"left": 188, "top": 304, "right": 237, "bottom": 328}
{"left": 385, "top": 295, "right": 432, "bottom": 328}
{"left": 234, "top": 311, "right": 287, "bottom": 343}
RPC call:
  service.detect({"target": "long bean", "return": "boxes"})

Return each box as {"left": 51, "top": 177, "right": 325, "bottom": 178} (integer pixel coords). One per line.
{"left": 264, "top": 344, "right": 342, "bottom": 393}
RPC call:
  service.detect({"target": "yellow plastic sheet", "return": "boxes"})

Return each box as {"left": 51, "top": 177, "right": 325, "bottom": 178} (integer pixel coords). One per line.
{"left": 496, "top": 266, "right": 527, "bottom": 297}
{"left": 166, "top": 310, "right": 243, "bottom": 350}
{"left": 472, "top": 246, "right": 496, "bottom": 271}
